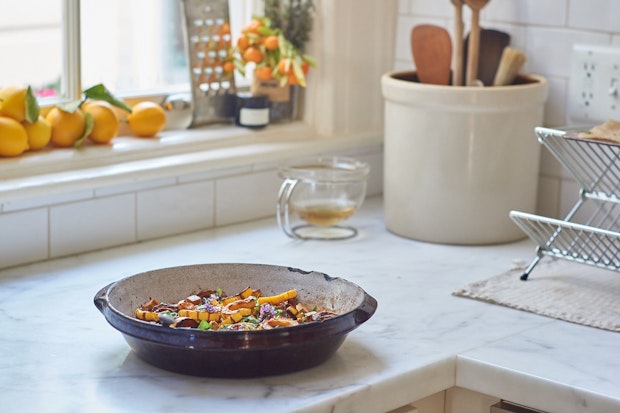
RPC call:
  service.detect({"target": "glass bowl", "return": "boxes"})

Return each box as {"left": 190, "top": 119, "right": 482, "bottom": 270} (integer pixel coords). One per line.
{"left": 277, "top": 156, "right": 370, "bottom": 240}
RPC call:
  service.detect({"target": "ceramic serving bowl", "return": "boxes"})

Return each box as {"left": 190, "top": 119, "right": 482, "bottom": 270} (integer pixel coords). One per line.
{"left": 94, "top": 263, "right": 377, "bottom": 378}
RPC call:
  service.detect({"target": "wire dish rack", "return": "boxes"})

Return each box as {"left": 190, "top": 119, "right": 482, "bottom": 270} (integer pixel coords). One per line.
{"left": 510, "top": 126, "right": 620, "bottom": 280}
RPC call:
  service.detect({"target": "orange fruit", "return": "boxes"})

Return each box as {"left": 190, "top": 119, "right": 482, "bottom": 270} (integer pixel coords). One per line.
{"left": 222, "top": 61, "right": 235, "bottom": 73}
{"left": 0, "top": 85, "right": 28, "bottom": 122}
{"left": 243, "top": 47, "right": 263, "bottom": 64}
{"left": 218, "top": 23, "right": 230, "bottom": 35}
{"left": 23, "top": 116, "right": 51, "bottom": 150}
{"left": 237, "top": 36, "right": 249, "bottom": 52}
{"left": 264, "top": 35, "right": 279, "bottom": 51}
{"left": 0, "top": 116, "right": 29, "bottom": 156}
{"left": 46, "top": 106, "right": 86, "bottom": 147}
{"left": 287, "top": 72, "right": 299, "bottom": 85}
{"left": 245, "top": 19, "right": 262, "bottom": 34}
{"left": 83, "top": 100, "right": 120, "bottom": 144}
{"left": 127, "top": 101, "right": 166, "bottom": 138}
{"left": 302, "top": 60, "right": 310, "bottom": 74}
{"left": 255, "top": 66, "right": 273, "bottom": 81}
{"left": 277, "top": 58, "right": 292, "bottom": 75}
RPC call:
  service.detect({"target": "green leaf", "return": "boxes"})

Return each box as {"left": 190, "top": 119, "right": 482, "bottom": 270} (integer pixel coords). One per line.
{"left": 24, "top": 86, "right": 40, "bottom": 123}
{"left": 257, "top": 26, "right": 275, "bottom": 36}
{"left": 234, "top": 59, "right": 246, "bottom": 77}
{"left": 74, "top": 111, "right": 93, "bottom": 148}
{"left": 302, "top": 54, "right": 318, "bottom": 68}
{"left": 58, "top": 100, "right": 82, "bottom": 113}
{"left": 83, "top": 83, "right": 132, "bottom": 113}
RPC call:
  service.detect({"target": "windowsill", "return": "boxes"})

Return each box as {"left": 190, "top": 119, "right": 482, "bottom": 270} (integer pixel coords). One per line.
{"left": 0, "top": 121, "right": 383, "bottom": 205}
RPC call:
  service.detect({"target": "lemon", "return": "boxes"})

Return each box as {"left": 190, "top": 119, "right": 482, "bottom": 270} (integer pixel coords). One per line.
{"left": 23, "top": 116, "right": 52, "bottom": 150}
{"left": 0, "top": 116, "right": 29, "bottom": 156}
{"left": 0, "top": 86, "right": 28, "bottom": 122}
{"left": 127, "top": 101, "right": 166, "bottom": 137}
{"left": 83, "top": 100, "right": 120, "bottom": 144}
{"left": 46, "top": 106, "right": 86, "bottom": 147}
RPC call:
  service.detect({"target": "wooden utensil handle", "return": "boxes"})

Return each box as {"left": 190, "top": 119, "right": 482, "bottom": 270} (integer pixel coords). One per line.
{"left": 466, "top": 9, "right": 480, "bottom": 84}
{"left": 453, "top": 5, "right": 464, "bottom": 86}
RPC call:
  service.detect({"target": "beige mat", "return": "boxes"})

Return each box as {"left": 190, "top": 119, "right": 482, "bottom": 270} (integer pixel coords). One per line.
{"left": 453, "top": 258, "right": 620, "bottom": 332}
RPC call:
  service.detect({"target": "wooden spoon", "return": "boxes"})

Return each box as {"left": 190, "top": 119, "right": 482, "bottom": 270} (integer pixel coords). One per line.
{"left": 450, "top": 0, "right": 465, "bottom": 86}
{"left": 464, "top": 0, "right": 491, "bottom": 85}
{"left": 411, "top": 25, "right": 452, "bottom": 85}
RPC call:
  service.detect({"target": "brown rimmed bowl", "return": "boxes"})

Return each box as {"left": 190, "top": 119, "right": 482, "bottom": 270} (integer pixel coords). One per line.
{"left": 94, "top": 263, "right": 377, "bottom": 378}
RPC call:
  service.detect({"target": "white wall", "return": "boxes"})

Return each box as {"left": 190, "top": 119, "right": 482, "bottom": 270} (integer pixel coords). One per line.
{"left": 395, "top": 0, "right": 620, "bottom": 219}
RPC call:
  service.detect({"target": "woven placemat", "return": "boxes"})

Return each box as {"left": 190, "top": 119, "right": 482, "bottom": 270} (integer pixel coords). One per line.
{"left": 453, "top": 258, "right": 620, "bottom": 332}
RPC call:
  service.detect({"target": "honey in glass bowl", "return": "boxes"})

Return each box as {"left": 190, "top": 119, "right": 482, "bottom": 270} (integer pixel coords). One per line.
{"left": 277, "top": 156, "right": 370, "bottom": 240}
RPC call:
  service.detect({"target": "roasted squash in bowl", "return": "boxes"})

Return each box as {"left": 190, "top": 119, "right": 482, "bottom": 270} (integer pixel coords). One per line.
{"left": 94, "top": 263, "right": 377, "bottom": 378}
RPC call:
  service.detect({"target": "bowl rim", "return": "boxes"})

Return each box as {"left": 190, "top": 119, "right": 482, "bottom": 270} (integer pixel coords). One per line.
{"left": 94, "top": 262, "right": 378, "bottom": 345}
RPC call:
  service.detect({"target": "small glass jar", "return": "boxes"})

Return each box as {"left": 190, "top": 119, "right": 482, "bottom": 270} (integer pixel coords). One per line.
{"left": 277, "top": 156, "right": 370, "bottom": 240}
{"left": 235, "top": 92, "right": 269, "bottom": 129}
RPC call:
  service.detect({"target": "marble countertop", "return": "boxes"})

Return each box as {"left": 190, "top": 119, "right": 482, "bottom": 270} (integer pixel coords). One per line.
{"left": 1, "top": 197, "right": 619, "bottom": 413}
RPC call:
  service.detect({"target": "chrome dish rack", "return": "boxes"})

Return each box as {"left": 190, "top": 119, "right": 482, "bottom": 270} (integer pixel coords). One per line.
{"left": 510, "top": 126, "right": 620, "bottom": 280}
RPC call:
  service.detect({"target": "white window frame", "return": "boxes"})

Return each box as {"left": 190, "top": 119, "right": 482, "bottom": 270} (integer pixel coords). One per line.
{"left": 0, "top": 0, "right": 395, "bottom": 206}
{"left": 63, "top": 0, "right": 82, "bottom": 101}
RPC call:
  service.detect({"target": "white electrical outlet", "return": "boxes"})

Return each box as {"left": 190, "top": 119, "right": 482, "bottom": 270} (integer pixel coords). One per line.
{"left": 568, "top": 44, "right": 620, "bottom": 124}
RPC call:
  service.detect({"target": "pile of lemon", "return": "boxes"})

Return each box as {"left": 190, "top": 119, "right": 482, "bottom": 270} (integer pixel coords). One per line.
{"left": 0, "top": 84, "right": 167, "bottom": 157}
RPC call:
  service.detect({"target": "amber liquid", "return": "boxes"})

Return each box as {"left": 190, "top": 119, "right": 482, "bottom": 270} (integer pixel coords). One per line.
{"left": 292, "top": 201, "right": 357, "bottom": 227}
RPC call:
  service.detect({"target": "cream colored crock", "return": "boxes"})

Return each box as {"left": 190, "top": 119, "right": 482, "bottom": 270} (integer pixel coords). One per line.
{"left": 381, "top": 71, "right": 548, "bottom": 244}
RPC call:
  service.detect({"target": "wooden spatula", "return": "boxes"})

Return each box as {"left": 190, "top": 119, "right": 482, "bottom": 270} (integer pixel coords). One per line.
{"left": 411, "top": 24, "right": 452, "bottom": 85}
{"left": 464, "top": 0, "right": 491, "bottom": 85}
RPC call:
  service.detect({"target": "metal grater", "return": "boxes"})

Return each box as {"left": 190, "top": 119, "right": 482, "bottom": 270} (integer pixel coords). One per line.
{"left": 180, "top": 0, "right": 236, "bottom": 127}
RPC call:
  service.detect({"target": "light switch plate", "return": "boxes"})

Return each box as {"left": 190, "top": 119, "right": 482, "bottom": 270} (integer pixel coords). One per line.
{"left": 568, "top": 44, "right": 620, "bottom": 123}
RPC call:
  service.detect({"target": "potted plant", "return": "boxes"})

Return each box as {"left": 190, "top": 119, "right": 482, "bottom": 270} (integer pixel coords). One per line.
{"left": 233, "top": 0, "right": 316, "bottom": 122}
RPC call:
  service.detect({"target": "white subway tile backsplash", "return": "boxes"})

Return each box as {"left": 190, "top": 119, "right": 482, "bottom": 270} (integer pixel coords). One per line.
{"left": 0, "top": 145, "right": 384, "bottom": 270}
{"left": 525, "top": 26, "right": 610, "bottom": 78}
{"left": 136, "top": 180, "right": 215, "bottom": 241}
{"left": 358, "top": 152, "right": 384, "bottom": 198}
{"left": 94, "top": 177, "right": 176, "bottom": 197}
{"left": 538, "top": 147, "right": 564, "bottom": 178}
{"left": 398, "top": 0, "right": 410, "bottom": 14}
{"left": 536, "top": 176, "right": 561, "bottom": 219}
{"left": 544, "top": 77, "right": 568, "bottom": 128}
{"left": 409, "top": 0, "right": 452, "bottom": 17}
{"left": 2, "top": 189, "right": 93, "bottom": 213}
{"left": 0, "top": 209, "right": 48, "bottom": 268}
{"left": 395, "top": 16, "right": 448, "bottom": 63}
{"left": 568, "top": 0, "right": 620, "bottom": 32}
{"left": 178, "top": 165, "right": 252, "bottom": 184}
{"left": 559, "top": 178, "right": 581, "bottom": 218}
{"left": 484, "top": 0, "right": 567, "bottom": 26}
{"left": 215, "top": 170, "right": 281, "bottom": 226}
{"left": 49, "top": 193, "right": 136, "bottom": 258}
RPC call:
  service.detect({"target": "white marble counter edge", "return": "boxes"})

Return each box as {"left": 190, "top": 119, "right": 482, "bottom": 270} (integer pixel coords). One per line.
{"left": 456, "top": 354, "right": 620, "bottom": 413}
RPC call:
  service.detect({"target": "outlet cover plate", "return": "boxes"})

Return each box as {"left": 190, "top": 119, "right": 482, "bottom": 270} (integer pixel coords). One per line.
{"left": 569, "top": 44, "right": 620, "bottom": 124}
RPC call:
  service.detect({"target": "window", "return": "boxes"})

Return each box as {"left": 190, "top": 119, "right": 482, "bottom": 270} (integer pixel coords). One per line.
{"left": 0, "top": 0, "right": 63, "bottom": 98}
{"left": 0, "top": 0, "right": 257, "bottom": 102}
